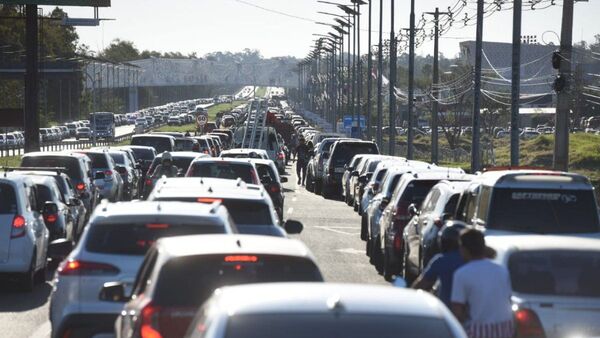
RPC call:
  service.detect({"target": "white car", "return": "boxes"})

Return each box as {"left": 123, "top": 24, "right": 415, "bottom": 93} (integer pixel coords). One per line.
{"left": 49, "top": 201, "right": 237, "bottom": 338}
{"left": 0, "top": 174, "right": 49, "bottom": 291}
{"left": 487, "top": 235, "right": 600, "bottom": 338}
{"left": 220, "top": 148, "right": 269, "bottom": 160}
{"left": 186, "top": 283, "right": 467, "bottom": 338}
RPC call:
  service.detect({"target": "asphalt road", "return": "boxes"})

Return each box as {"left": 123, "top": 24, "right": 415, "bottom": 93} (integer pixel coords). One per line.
{"left": 0, "top": 160, "right": 385, "bottom": 338}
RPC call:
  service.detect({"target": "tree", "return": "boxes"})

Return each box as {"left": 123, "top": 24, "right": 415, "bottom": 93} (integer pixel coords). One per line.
{"left": 99, "top": 39, "right": 140, "bottom": 62}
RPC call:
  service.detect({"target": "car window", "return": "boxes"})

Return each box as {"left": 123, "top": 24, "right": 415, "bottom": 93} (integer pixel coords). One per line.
{"left": 79, "top": 152, "right": 109, "bottom": 169}
{"left": 220, "top": 314, "right": 454, "bottom": 338}
{"left": 86, "top": 223, "right": 225, "bottom": 255}
{"left": 35, "top": 184, "right": 55, "bottom": 204}
{"left": 188, "top": 162, "right": 255, "bottom": 183}
{"left": 131, "top": 249, "right": 159, "bottom": 297}
{"left": 476, "top": 186, "right": 492, "bottom": 222}
{"left": 509, "top": 250, "right": 600, "bottom": 297}
{"left": 21, "top": 156, "right": 83, "bottom": 181}
{"left": 487, "top": 188, "right": 600, "bottom": 233}
{"left": 221, "top": 200, "right": 272, "bottom": 226}
{"left": 154, "top": 255, "right": 323, "bottom": 307}
{"left": 422, "top": 189, "right": 441, "bottom": 213}
{"left": 397, "top": 180, "right": 440, "bottom": 209}
{"left": 443, "top": 193, "right": 460, "bottom": 215}
{"left": 110, "top": 153, "right": 125, "bottom": 165}
{"left": 130, "top": 148, "right": 155, "bottom": 161}
{"left": 256, "top": 163, "right": 276, "bottom": 182}
{"left": 0, "top": 183, "right": 17, "bottom": 214}
{"left": 331, "top": 143, "right": 378, "bottom": 167}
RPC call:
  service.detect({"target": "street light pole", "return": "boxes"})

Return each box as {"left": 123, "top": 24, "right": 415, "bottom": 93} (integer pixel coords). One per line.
{"left": 471, "top": 0, "right": 485, "bottom": 172}
{"left": 389, "top": 0, "right": 396, "bottom": 155}
{"left": 366, "top": 0, "right": 373, "bottom": 139}
{"left": 407, "top": 0, "right": 416, "bottom": 160}
{"left": 376, "top": 0, "right": 384, "bottom": 147}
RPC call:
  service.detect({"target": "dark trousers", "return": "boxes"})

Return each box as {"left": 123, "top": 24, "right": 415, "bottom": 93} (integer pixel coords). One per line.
{"left": 296, "top": 160, "right": 306, "bottom": 184}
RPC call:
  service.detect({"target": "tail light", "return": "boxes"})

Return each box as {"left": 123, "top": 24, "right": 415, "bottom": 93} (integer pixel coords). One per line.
{"left": 141, "top": 301, "right": 163, "bottom": 338}
{"left": 58, "top": 260, "right": 120, "bottom": 276}
{"left": 44, "top": 213, "right": 58, "bottom": 224}
{"left": 393, "top": 232, "right": 403, "bottom": 253}
{"left": 145, "top": 178, "right": 153, "bottom": 187}
{"left": 269, "top": 185, "right": 281, "bottom": 193}
{"left": 76, "top": 182, "right": 86, "bottom": 191}
{"left": 104, "top": 170, "right": 113, "bottom": 179}
{"left": 515, "top": 308, "right": 545, "bottom": 338}
{"left": 10, "top": 215, "right": 26, "bottom": 239}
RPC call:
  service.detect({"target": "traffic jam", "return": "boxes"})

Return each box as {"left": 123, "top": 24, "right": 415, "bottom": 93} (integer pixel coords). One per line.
{"left": 1, "top": 94, "right": 600, "bottom": 338}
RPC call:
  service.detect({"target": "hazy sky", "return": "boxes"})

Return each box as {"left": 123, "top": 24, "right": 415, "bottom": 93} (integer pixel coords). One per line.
{"left": 42, "top": 0, "right": 599, "bottom": 59}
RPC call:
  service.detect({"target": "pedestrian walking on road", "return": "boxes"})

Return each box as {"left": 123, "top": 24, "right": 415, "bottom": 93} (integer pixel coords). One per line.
{"left": 451, "top": 229, "right": 514, "bottom": 338}
{"left": 290, "top": 133, "right": 299, "bottom": 161}
{"left": 295, "top": 137, "right": 309, "bottom": 185}
{"left": 411, "top": 221, "right": 466, "bottom": 308}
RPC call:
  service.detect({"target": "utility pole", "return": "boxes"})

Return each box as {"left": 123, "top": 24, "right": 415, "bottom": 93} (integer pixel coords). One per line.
{"left": 471, "top": 0, "right": 485, "bottom": 172}
{"left": 376, "top": 0, "right": 384, "bottom": 147}
{"left": 553, "top": 0, "right": 574, "bottom": 171}
{"left": 366, "top": 0, "right": 373, "bottom": 139}
{"left": 407, "top": 0, "right": 416, "bottom": 159}
{"left": 352, "top": 5, "right": 357, "bottom": 131}
{"left": 354, "top": 1, "right": 365, "bottom": 139}
{"left": 425, "top": 8, "right": 451, "bottom": 164}
{"left": 24, "top": 4, "right": 40, "bottom": 153}
{"left": 388, "top": 0, "right": 396, "bottom": 155}
{"left": 510, "top": 0, "right": 522, "bottom": 167}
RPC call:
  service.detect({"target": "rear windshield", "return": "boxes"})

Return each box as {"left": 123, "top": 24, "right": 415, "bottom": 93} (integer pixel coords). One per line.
{"left": 131, "top": 137, "right": 173, "bottom": 154}
{"left": 220, "top": 314, "right": 453, "bottom": 338}
{"left": 86, "top": 223, "right": 225, "bottom": 255}
{"left": 149, "top": 156, "right": 196, "bottom": 175}
{"left": 21, "top": 156, "right": 82, "bottom": 181}
{"left": 0, "top": 183, "right": 17, "bottom": 214}
{"left": 80, "top": 152, "right": 109, "bottom": 169}
{"left": 222, "top": 200, "right": 272, "bottom": 226}
{"left": 175, "top": 139, "right": 194, "bottom": 151}
{"left": 188, "top": 162, "right": 254, "bottom": 183}
{"left": 487, "top": 188, "right": 600, "bottom": 233}
{"left": 154, "top": 255, "right": 322, "bottom": 306}
{"left": 509, "top": 250, "right": 600, "bottom": 297}
{"left": 130, "top": 148, "right": 155, "bottom": 161}
{"left": 332, "top": 143, "right": 379, "bottom": 167}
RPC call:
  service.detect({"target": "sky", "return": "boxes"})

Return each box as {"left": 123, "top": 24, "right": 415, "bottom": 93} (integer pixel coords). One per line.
{"left": 42, "top": 0, "right": 600, "bottom": 59}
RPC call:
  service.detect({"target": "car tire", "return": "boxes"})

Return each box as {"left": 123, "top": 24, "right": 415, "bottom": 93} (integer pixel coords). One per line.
{"left": 360, "top": 214, "right": 369, "bottom": 241}
{"left": 353, "top": 201, "right": 359, "bottom": 212}
{"left": 306, "top": 172, "right": 314, "bottom": 192}
{"left": 383, "top": 248, "right": 394, "bottom": 282}
{"left": 403, "top": 245, "right": 417, "bottom": 285}
{"left": 314, "top": 179, "right": 322, "bottom": 194}
{"left": 321, "top": 184, "right": 331, "bottom": 199}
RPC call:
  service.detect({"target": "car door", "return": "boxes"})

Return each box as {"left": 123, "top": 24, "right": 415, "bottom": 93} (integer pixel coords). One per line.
{"left": 26, "top": 185, "right": 48, "bottom": 267}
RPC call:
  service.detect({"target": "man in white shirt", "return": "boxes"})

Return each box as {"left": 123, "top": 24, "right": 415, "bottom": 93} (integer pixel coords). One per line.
{"left": 451, "top": 229, "right": 514, "bottom": 338}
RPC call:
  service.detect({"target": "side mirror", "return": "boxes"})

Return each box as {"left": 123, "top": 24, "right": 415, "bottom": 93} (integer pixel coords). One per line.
{"left": 380, "top": 197, "right": 390, "bottom": 210}
{"left": 99, "top": 282, "right": 129, "bottom": 302}
{"left": 408, "top": 203, "right": 419, "bottom": 217}
{"left": 94, "top": 172, "right": 106, "bottom": 180}
{"left": 280, "top": 176, "right": 288, "bottom": 183}
{"left": 48, "top": 238, "right": 73, "bottom": 261}
{"left": 284, "top": 220, "right": 303, "bottom": 234}
{"left": 42, "top": 201, "right": 59, "bottom": 215}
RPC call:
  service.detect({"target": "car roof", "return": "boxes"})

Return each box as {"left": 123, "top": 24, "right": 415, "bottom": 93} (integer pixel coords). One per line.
{"left": 0, "top": 173, "right": 33, "bottom": 186}
{"left": 151, "top": 177, "right": 266, "bottom": 200}
{"left": 156, "top": 234, "right": 313, "bottom": 259}
{"left": 248, "top": 159, "right": 276, "bottom": 167}
{"left": 90, "top": 201, "right": 229, "bottom": 224}
{"left": 401, "top": 171, "right": 472, "bottom": 182}
{"left": 190, "top": 157, "right": 255, "bottom": 166}
{"left": 154, "top": 151, "right": 204, "bottom": 159}
{"left": 221, "top": 148, "right": 268, "bottom": 154}
{"left": 132, "top": 134, "right": 175, "bottom": 139}
{"left": 473, "top": 170, "right": 592, "bottom": 189}
{"left": 211, "top": 283, "right": 447, "bottom": 318}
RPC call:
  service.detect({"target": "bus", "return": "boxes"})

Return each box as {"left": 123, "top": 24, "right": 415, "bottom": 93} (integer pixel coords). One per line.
{"left": 89, "top": 112, "right": 116, "bottom": 140}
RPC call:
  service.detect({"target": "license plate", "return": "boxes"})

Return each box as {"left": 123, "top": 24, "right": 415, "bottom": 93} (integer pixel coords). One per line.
{"left": 335, "top": 168, "right": 345, "bottom": 173}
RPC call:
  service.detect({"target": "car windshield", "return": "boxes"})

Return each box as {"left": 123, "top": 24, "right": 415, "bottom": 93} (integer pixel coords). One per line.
{"left": 154, "top": 255, "right": 322, "bottom": 307}
{"left": 487, "top": 188, "right": 600, "bottom": 233}
{"left": 188, "top": 162, "right": 254, "bottom": 183}
{"left": 509, "top": 250, "right": 600, "bottom": 298}
{"left": 332, "top": 143, "right": 379, "bottom": 166}
{"left": 130, "top": 148, "right": 155, "bottom": 161}
{"left": 0, "top": 183, "right": 17, "bottom": 214}
{"left": 86, "top": 223, "right": 225, "bottom": 255}
{"left": 219, "top": 314, "right": 454, "bottom": 338}
{"left": 131, "top": 136, "right": 172, "bottom": 153}
{"left": 21, "top": 156, "right": 82, "bottom": 181}
{"left": 150, "top": 156, "right": 196, "bottom": 174}
{"left": 79, "top": 152, "right": 109, "bottom": 169}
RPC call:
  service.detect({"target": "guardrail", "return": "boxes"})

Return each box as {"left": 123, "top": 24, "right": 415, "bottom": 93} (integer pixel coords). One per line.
{"left": 0, "top": 132, "right": 136, "bottom": 158}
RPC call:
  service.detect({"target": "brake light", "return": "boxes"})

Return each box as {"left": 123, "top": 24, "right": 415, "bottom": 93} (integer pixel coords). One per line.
{"left": 44, "top": 213, "right": 58, "bottom": 223}
{"left": 146, "top": 223, "right": 169, "bottom": 229}
{"left": 515, "top": 308, "right": 545, "bottom": 338}
{"left": 196, "top": 198, "right": 223, "bottom": 203}
{"left": 11, "top": 215, "right": 26, "bottom": 239}
{"left": 269, "top": 185, "right": 281, "bottom": 193}
{"left": 76, "top": 183, "right": 86, "bottom": 191}
{"left": 393, "top": 232, "right": 403, "bottom": 253}
{"left": 145, "top": 178, "right": 153, "bottom": 187}
{"left": 58, "top": 260, "right": 120, "bottom": 276}
{"left": 224, "top": 255, "right": 258, "bottom": 262}
{"left": 104, "top": 170, "right": 113, "bottom": 178}
{"left": 141, "top": 302, "right": 163, "bottom": 338}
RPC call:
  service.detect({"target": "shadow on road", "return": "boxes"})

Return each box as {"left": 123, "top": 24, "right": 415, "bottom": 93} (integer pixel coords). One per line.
{"left": 0, "top": 282, "right": 52, "bottom": 312}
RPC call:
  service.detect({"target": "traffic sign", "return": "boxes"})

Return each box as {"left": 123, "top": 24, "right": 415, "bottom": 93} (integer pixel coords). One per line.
{"left": 197, "top": 115, "right": 208, "bottom": 126}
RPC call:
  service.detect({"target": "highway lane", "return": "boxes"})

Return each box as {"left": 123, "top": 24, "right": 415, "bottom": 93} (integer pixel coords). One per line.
{"left": 0, "top": 161, "right": 384, "bottom": 338}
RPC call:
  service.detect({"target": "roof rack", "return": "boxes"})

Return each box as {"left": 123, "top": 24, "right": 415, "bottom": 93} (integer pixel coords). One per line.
{"left": 483, "top": 166, "right": 552, "bottom": 172}
{"left": 0, "top": 166, "right": 67, "bottom": 174}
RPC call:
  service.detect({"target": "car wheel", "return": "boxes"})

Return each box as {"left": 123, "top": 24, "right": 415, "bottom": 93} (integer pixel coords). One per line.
{"left": 353, "top": 201, "right": 359, "bottom": 212}
{"left": 34, "top": 259, "right": 47, "bottom": 285}
{"left": 403, "top": 246, "right": 417, "bottom": 285}
{"left": 383, "top": 248, "right": 394, "bottom": 282}
{"left": 306, "top": 172, "right": 314, "bottom": 192}
{"left": 321, "top": 184, "right": 331, "bottom": 199}
{"left": 314, "top": 179, "right": 322, "bottom": 194}
{"left": 360, "top": 214, "right": 368, "bottom": 241}
{"left": 345, "top": 191, "right": 352, "bottom": 206}
{"left": 371, "top": 237, "right": 383, "bottom": 269}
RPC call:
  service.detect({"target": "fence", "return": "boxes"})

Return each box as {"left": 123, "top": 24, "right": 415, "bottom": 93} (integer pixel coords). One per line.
{"left": 0, "top": 132, "right": 135, "bottom": 158}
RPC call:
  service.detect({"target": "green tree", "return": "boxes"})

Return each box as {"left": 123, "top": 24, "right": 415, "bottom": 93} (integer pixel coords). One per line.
{"left": 99, "top": 39, "right": 140, "bottom": 62}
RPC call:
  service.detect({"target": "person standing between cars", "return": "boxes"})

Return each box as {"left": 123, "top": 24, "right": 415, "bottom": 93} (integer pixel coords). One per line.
{"left": 290, "top": 133, "right": 299, "bottom": 161}
{"left": 295, "top": 137, "right": 309, "bottom": 185}
{"left": 451, "top": 229, "right": 514, "bottom": 338}
{"left": 411, "top": 222, "right": 466, "bottom": 308}
{"left": 151, "top": 152, "right": 179, "bottom": 179}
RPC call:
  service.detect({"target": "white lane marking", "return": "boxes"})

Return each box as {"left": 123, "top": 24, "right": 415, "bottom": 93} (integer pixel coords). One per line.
{"left": 314, "top": 226, "right": 360, "bottom": 236}
{"left": 30, "top": 321, "right": 51, "bottom": 338}
{"left": 336, "top": 248, "right": 364, "bottom": 255}
{"left": 287, "top": 207, "right": 294, "bottom": 215}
